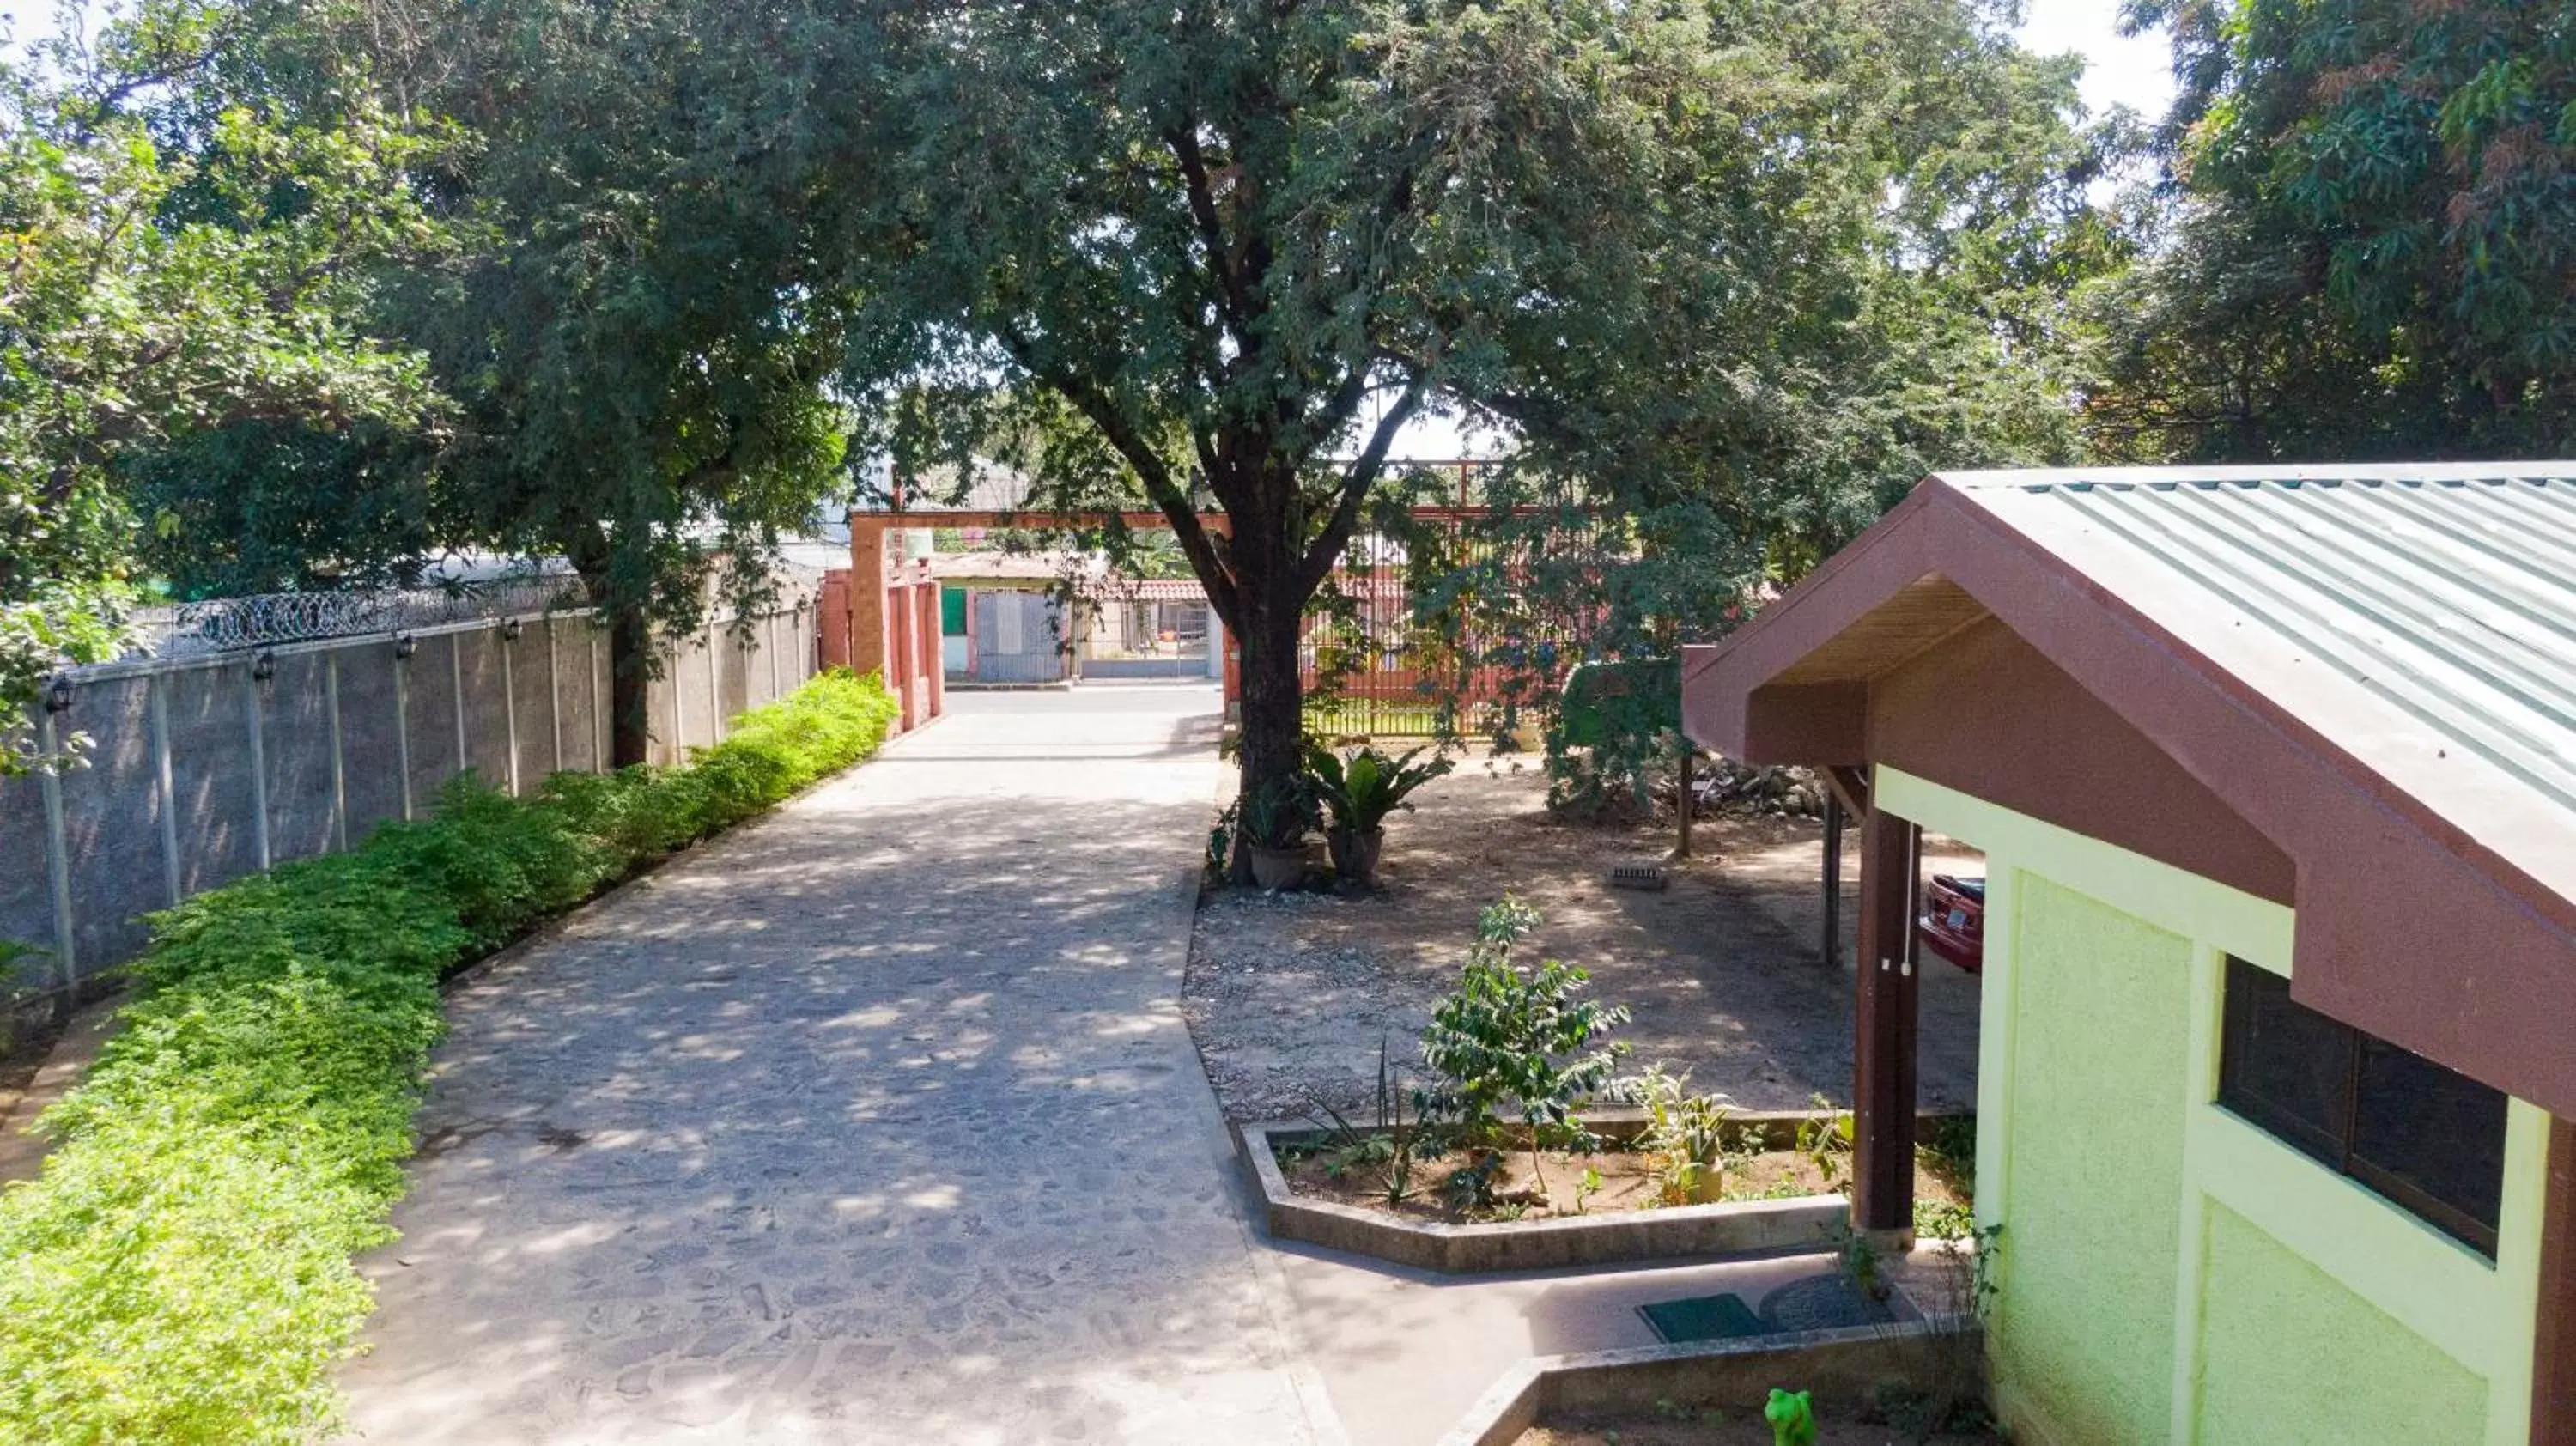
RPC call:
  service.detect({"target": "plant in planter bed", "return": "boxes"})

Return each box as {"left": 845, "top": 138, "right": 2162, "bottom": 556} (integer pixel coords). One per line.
{"left": 1630, "top": 1065, "right": 1736, "bottom": 1205}
{"left": 1297, "top": 1036, "right": 1437, "bottom": 1206}
{"left": 1416, "top": 896, "right": 1629, "bottom": 1207}
{"left": 1303, "top": 742, "right": 1451, "bottom": 887}
{"left": 1239, "top": 773, "right": 1322, "bottom": 890}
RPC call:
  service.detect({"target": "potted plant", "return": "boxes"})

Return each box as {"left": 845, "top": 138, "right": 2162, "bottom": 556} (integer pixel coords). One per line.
{"left": 1632, "top": 1065, "right": 1735, "bottom": 1204}
{"left": 1306, "top": 743, "right": 1452, "bottom": 886}
{"left": 1240, "top": 773, "right": 1320, "bottom": 890}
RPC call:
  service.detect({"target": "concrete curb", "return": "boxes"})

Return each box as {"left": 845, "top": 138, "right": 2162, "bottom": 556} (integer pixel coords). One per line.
{"left": 1240, "top": 1111, "right": 1856, "bottom": 1274}
{"left": 1433, "top": 1315, "right": 1981, "bottom": 1446}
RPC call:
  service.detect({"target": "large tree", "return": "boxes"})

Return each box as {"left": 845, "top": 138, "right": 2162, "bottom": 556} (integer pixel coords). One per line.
{"left": 394, "top": 0, "right": 863, "bottom": 765}
{"left": 2091, "top": 0, "right": 2576, "bottom": 460}
{"left": 828, "top": 0, "right": 2112, "bottom": 829}
{"left": 0, "top": 0, "right": 444, "bottom": 765}
{"left": 63, "top": 0, "right": 871, "bottom": 768}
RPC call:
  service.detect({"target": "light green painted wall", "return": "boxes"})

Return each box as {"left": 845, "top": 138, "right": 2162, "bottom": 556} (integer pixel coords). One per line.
{"left": 2196, "top": 1202, "right": 2488, "bottom": 1445}
{"left": 1882, "top": 766, "right": 2548, "bottom": 1446}
{"left": 1994, "top": 876, "right": 2194, "bottom": 1446}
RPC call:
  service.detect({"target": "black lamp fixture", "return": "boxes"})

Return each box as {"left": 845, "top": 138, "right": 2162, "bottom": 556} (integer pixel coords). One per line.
{"left": 252, "top": 651, "right": 277, "bottom": 682}
{"left": 43, "top": 674, "right": 73, "bottom": 714}
{"left": 392, "top": 632, "right": 419, "bottom": 660}
{"left": 501, "top": 618, "right": 525, "bottom": 642}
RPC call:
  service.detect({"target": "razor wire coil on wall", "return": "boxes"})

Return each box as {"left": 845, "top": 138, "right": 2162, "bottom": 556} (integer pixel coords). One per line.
{"left": 126, "top": 574, "right": 592, "bottom": 661}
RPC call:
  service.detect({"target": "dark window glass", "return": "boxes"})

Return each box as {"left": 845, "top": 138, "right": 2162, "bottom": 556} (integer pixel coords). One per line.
{"left": 2218, "top": 960, "right": 2351, "bottom": 1163}
{"left": 2350, "top": 1038, "right": 2508, "bottom": 1249}
{"left": 2215, "top": 956, "right": 2506, "bottom": 1258}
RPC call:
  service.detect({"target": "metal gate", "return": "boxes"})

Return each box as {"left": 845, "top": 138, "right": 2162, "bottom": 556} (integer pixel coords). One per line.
{"left": 970, "top": 591, "right": 1067, "bottom": 684}
{"left": 1298, "top": 515, "right": 1561, "bottom": 739}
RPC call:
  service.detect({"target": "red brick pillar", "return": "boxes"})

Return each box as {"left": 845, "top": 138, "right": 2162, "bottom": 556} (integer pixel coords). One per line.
{"left": 818, "top": 571, "right": 854, "bottom": 670}
{"left": 848, "top": 527, "right": 889, "bottom": 685}
{"left": 890, "top": 575, "right": 917, "bottom": 732}
{"left": 917, "top": 578, "right": 945, "bottom": 721}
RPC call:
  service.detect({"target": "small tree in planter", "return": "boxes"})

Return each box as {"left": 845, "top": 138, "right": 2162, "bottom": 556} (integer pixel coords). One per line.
{"left": 1418, "top": 896, "right": 1629, "bottom": 1206}
{"left": 1305, "top": 743, "right": 1453, "bottom": 887}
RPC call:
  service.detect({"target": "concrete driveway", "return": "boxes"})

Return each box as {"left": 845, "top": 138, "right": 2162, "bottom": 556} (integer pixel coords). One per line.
{"left": 341, "top": 684, "right": 1334, "bottom": 1444}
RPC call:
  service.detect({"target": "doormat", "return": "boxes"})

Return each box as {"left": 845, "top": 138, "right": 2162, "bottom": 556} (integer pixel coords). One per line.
{"left": 1637, "top": 1291, "right": 1767, "bottom": 1344}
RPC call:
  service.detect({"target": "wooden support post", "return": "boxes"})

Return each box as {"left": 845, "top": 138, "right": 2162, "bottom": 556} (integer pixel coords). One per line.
{"left": 2535, "top": 1116, "right": 2576, "bottom": 1446}
{"left": 1852, "top": 797, "right": 1921, "bottom": 1235}
{"left": 1672, "top": 737, "right": 1694, "bottom": 860}
{"left": 1822, "top": 791, "right": 1844, "bottom": 971}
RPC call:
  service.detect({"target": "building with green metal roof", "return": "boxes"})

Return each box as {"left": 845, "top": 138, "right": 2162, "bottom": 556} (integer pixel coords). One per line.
{"left": 1684, "top": 463, "right": 2576, "bottom": 1446}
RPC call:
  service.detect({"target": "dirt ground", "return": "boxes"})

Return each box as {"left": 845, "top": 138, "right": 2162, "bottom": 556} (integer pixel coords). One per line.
{"left": 1182, "top": 758, "right": 1982, "bottom": 1124}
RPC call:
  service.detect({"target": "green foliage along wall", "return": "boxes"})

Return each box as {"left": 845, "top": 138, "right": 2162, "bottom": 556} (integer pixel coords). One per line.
{"left": 0, "top": 671, "right": 897, "bottom": 1445}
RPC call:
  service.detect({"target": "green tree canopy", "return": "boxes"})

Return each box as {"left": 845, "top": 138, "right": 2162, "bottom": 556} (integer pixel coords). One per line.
{"left": 390, "top": 0, "right": 864, "bottom": 762}
{"left": 817, "top": 0, "right": 2116, "bottom": 823}
{"left": 0, "top": 0, "right": 445, "bottom": 764}
{"left": 2091, "top": 0, "right": 2576, "bottom": 460}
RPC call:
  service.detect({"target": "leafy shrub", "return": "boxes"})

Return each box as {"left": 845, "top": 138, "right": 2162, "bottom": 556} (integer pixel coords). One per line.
{"left": 0, "top": 669, "right": 898, "bottom": 1444}
{"left": 1629, "top": 1065, "right": 1735, "bottom": 1206}
{"left": 1240, "top": 772, "right": 1321, "bottom": 849}
{"left": 1418, "top": 896, "right": 1629, "bottom": 1202}
{"left": 360, "top": 781, "right": 611, "bottom": 951}
{"left": 1303, "top": 742, "right": 1452, "bottom": 835}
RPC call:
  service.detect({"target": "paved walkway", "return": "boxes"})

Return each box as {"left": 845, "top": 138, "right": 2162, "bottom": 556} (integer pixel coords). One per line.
{"left": 342, "top": 685, "right": 1335, "bottom": 1445}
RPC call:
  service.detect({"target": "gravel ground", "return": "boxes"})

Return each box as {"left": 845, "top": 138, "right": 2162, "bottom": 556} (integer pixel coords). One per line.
{"left": 1183, "top": 756, "right": 1982, "bottom": 1124}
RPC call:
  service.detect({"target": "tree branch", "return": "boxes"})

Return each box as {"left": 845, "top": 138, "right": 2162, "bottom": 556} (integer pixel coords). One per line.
{"left": 1166, "top": 125, "right": 1249, "bottom": 338}
{"left": 995, "top": 324, "right": 1241, "bottom": 625}
{"left": 1296, "top": 367, "right": 1432, "bottom": 597}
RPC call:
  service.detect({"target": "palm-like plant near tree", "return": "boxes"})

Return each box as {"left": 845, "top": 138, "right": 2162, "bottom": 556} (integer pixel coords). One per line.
{"left": 1305, "top": 743, "right": 1452, "bottom": 885}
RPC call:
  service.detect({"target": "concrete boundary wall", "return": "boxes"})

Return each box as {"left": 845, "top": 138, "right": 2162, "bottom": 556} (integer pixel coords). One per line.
{"left": 0, "top": 601, "right": 820, "bottom": 1008}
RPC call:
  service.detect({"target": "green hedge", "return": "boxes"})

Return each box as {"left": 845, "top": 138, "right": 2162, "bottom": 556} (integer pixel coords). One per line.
{"left": 0, "top": 668, "right": 901, "bottom": 1444}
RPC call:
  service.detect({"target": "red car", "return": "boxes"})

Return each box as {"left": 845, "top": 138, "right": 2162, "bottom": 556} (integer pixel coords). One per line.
{"left": 1917, "top": 874, "right": 1984, "bottom": 973}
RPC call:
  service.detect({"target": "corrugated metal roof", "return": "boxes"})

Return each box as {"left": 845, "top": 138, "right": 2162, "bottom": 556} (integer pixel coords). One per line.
{"left": 1945, "top": 463, "right": 2576, "bottom": 901}
{"left": 1081, "top": 578, "right": 1207, "bottom": 601}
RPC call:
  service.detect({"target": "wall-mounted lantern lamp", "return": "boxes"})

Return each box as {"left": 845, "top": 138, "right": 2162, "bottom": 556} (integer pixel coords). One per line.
{"left": 501, "top": 618, "right": 525, "bottom": 642}
{"left": 43, "top": 674, "right": 74, "bottom": 714}
{"left": 392, "top": 632, "right": 419, "bottom": 660}
{"left": 252, "top": 651, "right": 277, "bottom": 682}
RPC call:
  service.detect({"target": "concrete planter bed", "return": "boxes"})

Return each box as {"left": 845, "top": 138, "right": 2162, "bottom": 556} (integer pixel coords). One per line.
{"left": 1241, "top": 1110, "right": 1865, "bottom": 1274}
{"left": 1437, "top": 1315, "right": 1987, "bottom": 1446}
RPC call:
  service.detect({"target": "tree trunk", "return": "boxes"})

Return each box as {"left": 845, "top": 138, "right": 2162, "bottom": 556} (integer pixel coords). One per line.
{"left": 607, "top": 599, "right": 654, "bottom": 769}
{"left": 1230, "top": 572, "right": 1309, "bottom": 880}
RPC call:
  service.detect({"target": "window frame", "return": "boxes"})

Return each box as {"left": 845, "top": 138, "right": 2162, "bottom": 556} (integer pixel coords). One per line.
{"left": 2215, "top": 956, "right": 2503, "bottom": 1259}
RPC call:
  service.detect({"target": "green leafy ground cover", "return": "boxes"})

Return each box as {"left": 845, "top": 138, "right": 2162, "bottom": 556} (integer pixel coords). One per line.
{"left": 0, "top": 669, "right": 900, "bottom": 1444}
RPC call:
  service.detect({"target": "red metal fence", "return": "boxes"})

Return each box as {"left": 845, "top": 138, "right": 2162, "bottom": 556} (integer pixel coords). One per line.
{"left": 1297, "top": 509, "right": 1577, "bottom": 740}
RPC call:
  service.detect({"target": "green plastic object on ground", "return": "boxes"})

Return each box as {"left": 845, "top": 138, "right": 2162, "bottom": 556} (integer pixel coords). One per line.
{"left": 1557, "top": 658, "right": 1680, "bottom": 749}
{"left": 1765, "top": 1388, "right": 1817, "bottom": 1446}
